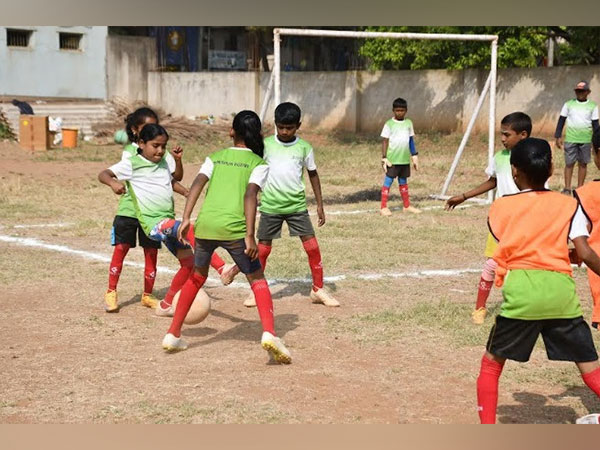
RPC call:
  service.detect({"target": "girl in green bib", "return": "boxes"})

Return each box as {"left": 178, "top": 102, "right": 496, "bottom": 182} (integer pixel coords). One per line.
{"left": 162, "top": 110, "right": 291, "bottom": 364}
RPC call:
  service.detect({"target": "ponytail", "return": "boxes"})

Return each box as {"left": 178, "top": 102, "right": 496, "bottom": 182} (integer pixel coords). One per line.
{"left": 232, "top": 110, "right": 264, "bottom": 158}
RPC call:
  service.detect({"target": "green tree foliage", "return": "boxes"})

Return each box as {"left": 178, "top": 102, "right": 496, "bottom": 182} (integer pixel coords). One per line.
{"left": 359, "top": 26, "right": 571, "bottom": 70}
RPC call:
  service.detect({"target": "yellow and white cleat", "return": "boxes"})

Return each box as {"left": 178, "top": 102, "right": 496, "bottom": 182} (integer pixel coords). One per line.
{"left": 471, "top": 307, "right": 487, "bottom": 325}
{"left": 310, "top": 287, "right": 340, "bottom": 307}
{"left": 141, "top": 292, "right": 159, "bottom": 309}
{"left": 104, "top": 290, "right": 119, "bottom": 313}
{"left": 261, "top": 331, "right": 292, "bottom": 364}
{"left": 162, "top": 333, "right": 188, "bottom": 352}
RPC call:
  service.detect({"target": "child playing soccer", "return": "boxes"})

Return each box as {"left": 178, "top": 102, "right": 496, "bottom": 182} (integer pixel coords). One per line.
{"left": 103, "top": 107, "right": 177, "bottom": 312}
{"left": 476, "top": 137, "right": 600, "bottom": 424}
{"left": 100, "top": 123, "right": 235, "bottom": 314}
{"left": 445, "top": 112, "right": 531, "bottom": 324}
{"left": 243, "top": 102, "right": 339, "bottom": 308}
{"left": 379, "top": 97, "right": 421, "bottom": 216}
{"left": 162, "top": 110, "right": 291, "bottom": 364}
{"left": 554, "top": 80, "right": 599, "bottom": 194}
{"left": 574, "top": 128, "right": 600, "bottom": 329}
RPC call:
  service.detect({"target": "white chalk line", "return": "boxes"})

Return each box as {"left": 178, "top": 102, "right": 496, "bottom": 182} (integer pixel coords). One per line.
{"left": 0, "top": 233, "right": 483, "bottom": 288}
{"left": 0, "top": 222, "right": 75, "bottom": 229}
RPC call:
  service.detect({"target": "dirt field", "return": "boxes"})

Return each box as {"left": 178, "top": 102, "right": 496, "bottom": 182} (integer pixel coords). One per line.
{"left": 1, "top": 129, "right": 600, "bottom": 424}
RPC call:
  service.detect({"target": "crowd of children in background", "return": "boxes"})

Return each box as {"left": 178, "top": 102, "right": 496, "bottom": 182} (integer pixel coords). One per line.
{"left": 98, "top": 79, "right": 600, "bottom": 423}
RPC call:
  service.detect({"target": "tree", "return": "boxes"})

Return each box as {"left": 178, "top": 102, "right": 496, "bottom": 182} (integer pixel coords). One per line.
{"left": 358, "top": 26, "right": 568, "bottom": 70}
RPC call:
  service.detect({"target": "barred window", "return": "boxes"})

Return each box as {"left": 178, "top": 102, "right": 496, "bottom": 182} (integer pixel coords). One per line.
{"left": 7, "top": 29, "right": 32, "bottom": 47}
{"left": 59, "top": 32, "right": 82, "bottom": 50}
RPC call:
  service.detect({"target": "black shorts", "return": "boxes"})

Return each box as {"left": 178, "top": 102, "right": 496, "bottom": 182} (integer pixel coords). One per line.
{"left": 111, "top": 215, "right": 161, "bottom": 249}
{"left": 386, "top": 164, "right": 410, "bottom": 179}
{"left": 257, "top": 210, "right": 315, "bottom": 240}
{"left": 486, "top": 315, "right": 598, "bottom": 363}
{"left": 194, "top": 238, "right": 261, "bottom": 275}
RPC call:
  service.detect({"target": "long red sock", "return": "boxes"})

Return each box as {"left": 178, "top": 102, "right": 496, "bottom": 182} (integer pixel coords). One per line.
{"left": 399, "top": 184, "right": 410, "bottom": 208}
{"left": 258, "top": 243, "right": 272, "bottom": 271}
{"left": 250, "top": 279, "right": 275, "bottom": 335}
{"left": 302, "top": 237, "right": 323, "bottom": 290}
{"left": 161, "top": 255, "right": 195, "bottom": 308}
{"left": 582, "top": 366, "right": 600, "bottom": 397}
{"left": 143, "top": 247, "right": 158, "bottom": 294}
{"left": 381, "top": 186, "right": 390, "bottom": 209}
{"left": 168, "top": 271, "right": 207, "bottom": 337}
{"left": 108, "top": 243, "right": 131, "bottom": 291}
{"left": 477, "top": 355, "right": 504, "bottom": 424}
{"left": 476, "top": 259, "right": 497, "bottom": 309}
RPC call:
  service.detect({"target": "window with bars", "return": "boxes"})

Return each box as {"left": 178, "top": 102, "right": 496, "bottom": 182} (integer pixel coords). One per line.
{"left": 59, "top": 32, "right": 83, "bottom": 51}
{"left": 7, "top": 29, "right": 32, "bottom": 47}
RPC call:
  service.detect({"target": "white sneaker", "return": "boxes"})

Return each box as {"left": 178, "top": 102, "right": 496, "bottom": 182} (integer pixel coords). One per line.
{"left": 220, "top": 263, "right": 240, "bottom": 286}
{"left": 261, "top": 331, "right": 292, "bottom": 364}
{"left": 576, "top": 413, "right": 600, "bottom": 424}
{"left": 155, "top": 301, "right": 174, "bottom": 317}
{"left": 310, "top": 287, "right": 340, "bottom": 307}
{"left": 243, "top": 292, "right": 256, "bottom": 308}
{"left": 162, "top": 333, "right": 188, "bottom": 352}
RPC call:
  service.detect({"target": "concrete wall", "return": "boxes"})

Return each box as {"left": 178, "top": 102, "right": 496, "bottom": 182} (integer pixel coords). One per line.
{"left": 106, "top": 36, "right": 156, "bottom": 103}
{"left": 145, "top": 65, "right": 600, "bottom": 135}
{"left": 0, "top": 26, "right": 108, "bottom": 99}
{"left": 148, "top": 71, "right": 261, "bottom": 118}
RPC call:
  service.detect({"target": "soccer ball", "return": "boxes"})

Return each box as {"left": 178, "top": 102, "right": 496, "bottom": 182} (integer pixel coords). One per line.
{"left": 114, "top": 129, "right": 129, "bottom": 145}
{"left": 172, "top": 289, "right": 211, "bottom": 325}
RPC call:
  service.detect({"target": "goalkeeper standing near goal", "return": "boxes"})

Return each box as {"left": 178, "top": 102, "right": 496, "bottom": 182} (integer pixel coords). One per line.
{"left": 380, "top": 97, "right": 421, "bottom": 216}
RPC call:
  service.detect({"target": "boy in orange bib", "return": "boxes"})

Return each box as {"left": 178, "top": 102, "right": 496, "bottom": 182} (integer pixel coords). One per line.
{"left": 574, "top": 128, "right": 600, "bottom": 329}
{"left": 477, "top": 137, "right": 600, "bottom": 424}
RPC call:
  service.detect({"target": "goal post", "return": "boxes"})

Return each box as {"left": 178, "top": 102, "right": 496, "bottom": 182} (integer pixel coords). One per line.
{"left": 260, "top": 27, "right": 498, "bottom": 203}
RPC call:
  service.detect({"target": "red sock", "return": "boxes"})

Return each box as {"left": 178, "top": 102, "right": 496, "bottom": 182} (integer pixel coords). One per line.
{"left": 168, "top": 271, "right": 206, "bottom": 337}
{"left": 477, "top": 355, "right": 504, "bottom": 424}
{"left": 211, "top": 252, "right": 226, "bottom": 274}
{"left": 582, "top": 366, "right": 600, "bottom": 397}
{"left": 302, "top": 237, "right": 323, "bottom": 291}
{"left": 143, "top": 247, "right": 158, "bottom": 294}
{"left": 381, "top": 186, "right": 390, "bottom": 209}
{"left": 250, "top": 279, "right": 275, "bottom": 335}
{"left": 258, "top": 243, "right": 272, "bottom": 271}
{"left": 108, "top": 243, "right": 131, "bottom": 291}
{"left": 161, "top": 255, "right": 195, "bottom": 308}
{"left": 399, "top": 184, "right": 410, "bottom": 208}
{"left": 476, "top": 259, "right": 497, "bottom": 309}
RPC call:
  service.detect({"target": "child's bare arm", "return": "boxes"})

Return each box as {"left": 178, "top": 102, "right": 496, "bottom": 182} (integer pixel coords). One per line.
{"left": 445, "top": 177, "right": 497, "bottom": 211}
{"left": 177, "top": 173, "right": 208, "bottom": 244}
{"left": 572, "top": 236, "right": 600, "bottom": 276}
{"left": 244, "top": 183, "right": 260, "bottom": 260}
{"left": 381, "top": 138, "right": 391, "bottom": 171}
{"left": 98, "top": 169, "right": 126, "bottom": 195}
{"left": 172, "top": 180, "right": 189, "bottom": 197}
{"left": 171, "top": 145, "right": 184, "bottom": 181}
{"left": 307, "top": 169, "right": 325, "bottom": 226}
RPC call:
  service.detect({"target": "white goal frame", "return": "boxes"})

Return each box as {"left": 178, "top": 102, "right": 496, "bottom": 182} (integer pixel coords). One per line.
{"left": 259, "top": 28, "right": 499, "bottom": 203}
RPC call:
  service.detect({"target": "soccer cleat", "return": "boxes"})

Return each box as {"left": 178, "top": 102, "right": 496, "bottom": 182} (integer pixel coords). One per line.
{"left": 471, "top": 307, "right": 487, "bottom": 325}
{"left": 310, "top": 287, "right": 340, "bottom": 307}
{"left": 220, "top": 263, "right": 240, "bottom": 286}
{"left": 104, "top": 290, "right": 119, "bottom": 313}
{"left": 243, "top": 292, "right": 257, "bottom": 308}
{"left": 162, "top": 333, "right": 188, "bottom": 352}
{"left": 140, "top": 293, "right": 159, "bottom": 309}
{"left": 261, "top": 331, "right": 292, "bottom": 364}
{"left": 380, "top": 207, "right": 392, "bottom": 217}
{"left": 576, "top": 413, "right": 600, "bottom": 424}
{"left": 403, "top": 205, "right": 422, "bottom": 214}
{"left": 155, "top": 301, "right": 174, "bottom": 317}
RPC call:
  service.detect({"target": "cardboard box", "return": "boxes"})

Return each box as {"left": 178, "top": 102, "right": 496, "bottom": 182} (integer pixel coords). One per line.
{"left": 19, "top": 115, "right": 50, "bottom": 151}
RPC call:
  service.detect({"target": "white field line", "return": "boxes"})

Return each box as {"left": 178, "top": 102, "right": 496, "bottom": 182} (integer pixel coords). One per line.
{"left": 0, "top": 222, "right": 76, "bottom": 229}
{"left": 0, "top": 233, "right": 483, "bottom": 288}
